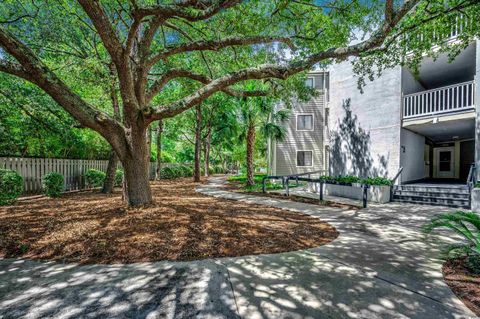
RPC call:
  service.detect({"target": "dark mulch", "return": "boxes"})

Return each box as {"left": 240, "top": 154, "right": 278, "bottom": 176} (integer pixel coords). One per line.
{"left": 225, "top": 180, "right": 360, "bottom": 210}
{"left": 443, "top": 258, "right": 480, "bottom": 316}
{"left": 0, "top": 178, "right": 338, "bottom": 264}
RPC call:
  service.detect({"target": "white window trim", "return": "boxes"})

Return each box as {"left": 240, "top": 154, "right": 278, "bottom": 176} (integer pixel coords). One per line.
{"left": 306, "top": 76, "right": 315, "bottom": 88}
{"left": 296, "top": 150, "right": 314, "bottom": 167}
{"left": 296, "top": 113, "right": 315, "bottom": 131}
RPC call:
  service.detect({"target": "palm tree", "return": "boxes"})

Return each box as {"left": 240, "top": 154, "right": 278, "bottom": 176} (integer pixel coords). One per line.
{"left": 238, "top": 96, "right": 290, "bottom": 186}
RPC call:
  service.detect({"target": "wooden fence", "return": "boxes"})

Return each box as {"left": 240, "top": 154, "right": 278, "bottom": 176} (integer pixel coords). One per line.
{"left": 0, "top": 157, "right": 181, "bottom": 195}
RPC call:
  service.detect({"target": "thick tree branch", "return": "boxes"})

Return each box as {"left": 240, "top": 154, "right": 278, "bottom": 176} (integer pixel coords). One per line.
{"left": 77, "top": 0, "right": 124, "bottom": 64}
{"left": 149, "top": 0, "right": 421, "bottom": 121}
{"left": 146, "top": 69, "right": 268, "bottom": 103}
{"left": 148, "top": 36, "right": 294, "bottom": 66}
{"left": 0, "top": 25, "right": 128, "bottom": 158}
{"left": 0, "top": 59, "right": 30, "bottom": 79}
{"left": 134, "top": 0, "right": 241, "bottom": 22}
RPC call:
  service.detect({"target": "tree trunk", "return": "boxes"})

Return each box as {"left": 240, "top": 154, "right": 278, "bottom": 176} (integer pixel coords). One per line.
{"left": 155, "top": 120, "right": 163, "bottom": 180}
{"left": 102, "top": 151, "right": 118, "bottom": 193}
{"left": 246, "top": 121, "right": 256, "bottom": 186}
{"left": 194, "top": 105, "right": 202, "bottom": 182}
{"left": 203, "top": 129, "right": 211, "bottom": 177}
{"left": 121, "top": 131, "right": 153, "bottom": 207}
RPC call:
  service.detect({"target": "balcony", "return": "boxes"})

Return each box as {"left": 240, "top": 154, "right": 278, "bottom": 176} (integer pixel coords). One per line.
{"left": 403, "top": 81, "right": 475, "bottom": 119}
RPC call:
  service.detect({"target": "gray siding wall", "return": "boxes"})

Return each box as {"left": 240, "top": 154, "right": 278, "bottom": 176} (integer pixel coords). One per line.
{"left": 328, "top": 61, "right": 402, "bottom": 178}
{"left": 274, "top": 79, "right": 325, "bottom": 176}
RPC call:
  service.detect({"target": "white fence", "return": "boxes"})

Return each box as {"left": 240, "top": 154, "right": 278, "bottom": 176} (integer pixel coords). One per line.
{"left": 403, "top": 81, "right": 475, "bottom": 119}
{"left": 0, "top": 157, "right": 183, "bottom": 195}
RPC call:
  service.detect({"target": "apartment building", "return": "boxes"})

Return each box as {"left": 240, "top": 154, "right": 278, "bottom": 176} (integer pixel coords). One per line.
{"left": 268, "top": 25, "right": 478, "bottom": 207}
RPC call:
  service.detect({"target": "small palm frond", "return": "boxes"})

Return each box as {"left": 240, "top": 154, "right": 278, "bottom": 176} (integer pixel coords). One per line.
{"left": 262, "top": 122, "right": 287, "bottom": 141}
{"left": 273, "top": 109, "right": 291, "bottom": 123}
{"left": 423, "top": 211, "right": 480, "bottom": 257}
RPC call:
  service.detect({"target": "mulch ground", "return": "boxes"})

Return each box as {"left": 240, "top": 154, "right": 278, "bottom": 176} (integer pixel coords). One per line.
{"left": 443, "top": 258, "right": 480, "bottom": 316}
{"left": 0, "top": 178, "right": 338, "bottom": 264}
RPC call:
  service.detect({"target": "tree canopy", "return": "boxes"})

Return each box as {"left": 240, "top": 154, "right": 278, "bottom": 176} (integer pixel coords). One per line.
{"left": 0, "top": 0, "right": 479, "bottom": 206}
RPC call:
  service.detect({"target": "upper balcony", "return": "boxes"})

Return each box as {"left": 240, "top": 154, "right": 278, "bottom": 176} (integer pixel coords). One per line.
{"left": 406, "top": 14, "right": 471, "bottom": 51}
{"left": 403, "top": 81, "right": 475, "bottom": 120}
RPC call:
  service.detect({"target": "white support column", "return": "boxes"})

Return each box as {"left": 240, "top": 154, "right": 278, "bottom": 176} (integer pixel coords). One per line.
{"left": 475, "top": 40, "right": 480, "bottom": 181}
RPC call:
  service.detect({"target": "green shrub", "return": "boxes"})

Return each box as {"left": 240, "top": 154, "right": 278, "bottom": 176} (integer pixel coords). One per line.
{"left": 475, "top": 182, "right": 480, "bottom": 188}
{"left": 361, "top": 177, "right": 392, "bottom": 186}
{"left": 43, "top": 172, "right": 64, "bottom": 198}
{"left": 85, "top": 169, "right": 106, "bottom": 187}
{"left": 114, "top": 169, "right": 123, "bottom": 186}
{"left": 423, "top": 211, "right": 480, "bottom": 274}
{"left": 0, "top": 169, "right": 23, "bottom": 205}
{"left": 334, "top": 175, "right": 361, "bottom": 185}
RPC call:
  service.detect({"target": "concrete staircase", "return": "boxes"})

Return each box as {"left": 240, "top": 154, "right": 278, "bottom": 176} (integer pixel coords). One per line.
{"left": 392, "top": 184, "right": 471, "bottom": 208}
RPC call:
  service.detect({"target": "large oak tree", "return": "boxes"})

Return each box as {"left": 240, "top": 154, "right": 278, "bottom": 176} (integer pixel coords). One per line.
{"left": 0, "top": 0, "right": 478, "bottom": 206}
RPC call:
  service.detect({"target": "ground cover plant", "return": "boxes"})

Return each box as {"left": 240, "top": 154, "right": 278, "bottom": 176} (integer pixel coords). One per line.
{"left": 0, "top": 178, "right": 338, "bottom": 264}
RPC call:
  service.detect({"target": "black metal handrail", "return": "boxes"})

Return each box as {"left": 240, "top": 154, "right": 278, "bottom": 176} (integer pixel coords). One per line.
{"left": 389, "top": 167, "right": 403, "bottom": 202}
{"left": 467, "top": 164, "right": 476, "bottom": 208}
{"left": 262, "top": 170, "right": 371, "bottom": 208}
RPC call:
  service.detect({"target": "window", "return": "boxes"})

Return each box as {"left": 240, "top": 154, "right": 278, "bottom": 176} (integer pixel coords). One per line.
{"left": 305, "top": 77, "right": 314, "bottom": 88}
{"left": 297, "top": 114, "right": 314, "bottom": 131}
{"left": 297, "top": 151, "right": 313, "bottom": 167}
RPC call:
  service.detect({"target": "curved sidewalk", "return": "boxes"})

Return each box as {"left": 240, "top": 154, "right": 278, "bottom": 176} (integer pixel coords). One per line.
{"left": 0, "top": 177, "right": 476, "bottom": 319}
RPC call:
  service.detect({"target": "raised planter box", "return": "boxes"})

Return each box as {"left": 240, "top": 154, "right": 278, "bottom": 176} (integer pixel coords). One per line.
{"left": 320, "top": 183, "right": 391, "bottom": 203}
{"left": 471, "top": 188, "right": 480, "bottom": 212}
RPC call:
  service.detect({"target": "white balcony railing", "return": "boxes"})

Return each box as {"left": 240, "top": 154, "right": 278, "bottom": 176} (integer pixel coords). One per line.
{"left": 403, "top": 81, "right": 475, "bottom": 119}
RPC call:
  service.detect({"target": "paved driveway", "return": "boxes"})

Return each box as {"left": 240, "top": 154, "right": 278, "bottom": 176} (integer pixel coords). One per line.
{"left": 0, "top": 177, "right": 476, "bottom": 318}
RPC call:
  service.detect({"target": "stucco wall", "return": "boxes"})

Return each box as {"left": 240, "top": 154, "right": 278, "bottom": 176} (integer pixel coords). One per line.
{"left": 401, "top": 68, "right": 425, "bottom": 95}
{"left": 327, "top": 61, "right": 402, "bottom": 178}
{"left": 400, "top": 129, "right": 426, "bottom": 182}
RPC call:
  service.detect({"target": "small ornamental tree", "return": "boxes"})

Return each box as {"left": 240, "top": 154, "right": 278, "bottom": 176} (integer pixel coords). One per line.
{"left": 0, "top": 1, "right": 478, "bottom": 206}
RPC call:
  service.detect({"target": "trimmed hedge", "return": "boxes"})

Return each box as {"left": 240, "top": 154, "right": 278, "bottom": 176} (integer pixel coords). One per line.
{"left": 43, "top": 172, "right": 64, "bottom": 198}
{"left": 85, "top": 169, "right": 106, "bottom": 187}
{"left": 0, "top": 169, "right": 23, "bottom": 205}
{"left": 319, "top": 175, "right": 392, "bottom": 186}
{"left": 160, "top": 165, "right": 194, "bottom": 179}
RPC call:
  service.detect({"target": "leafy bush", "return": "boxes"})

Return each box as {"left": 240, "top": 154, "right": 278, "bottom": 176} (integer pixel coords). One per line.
{"left": 114, "top": 169, "right": 123, "bottom": 187}
{"left": 423, "top": 211, "right": 480, "bottom": 274}
{"left": 42, "top": 172, "right": 64, "bottom": 198}
{"left": 361, "top": 177, "right": 392, "bottom": 186}
{"left": 335, "top": 175, "right": 360, "bottom": 184}
{"left": 159, "top": 165, "right": 193, "bottom": 179}
{"left": 475, "top": 182, "right": 480, "bottom": 188}
{"left": 0, "top": 169, "right": 23, "bottom": 205}
{"left": 85, "top": 169, "right": 106, "bottom": 187}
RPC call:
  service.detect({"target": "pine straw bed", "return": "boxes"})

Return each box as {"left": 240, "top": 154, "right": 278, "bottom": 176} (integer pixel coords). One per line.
{"left": 443, "top": 258, "right": 480, "bottom": 316}
{"left": 0, "top": 178, "right": 338, "bottom": 264}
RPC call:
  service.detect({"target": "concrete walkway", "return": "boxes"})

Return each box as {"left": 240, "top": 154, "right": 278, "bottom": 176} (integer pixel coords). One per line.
{"left": 0, "top": 177, "right": 477, "bottom": 319}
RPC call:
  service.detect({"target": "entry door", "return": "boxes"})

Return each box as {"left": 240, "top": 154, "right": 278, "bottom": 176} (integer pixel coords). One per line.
{"left": 435, "top": 147, "right": 455, "bottom": 178}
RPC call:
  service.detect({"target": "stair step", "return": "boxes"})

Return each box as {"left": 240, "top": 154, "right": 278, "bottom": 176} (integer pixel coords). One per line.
{"left": 392, "top": 198, "right": 470, "bottom": 209}
{"left": 393, "top": 190, "right": 470, "bottom": 199}
{"left": 393, "top": 195, "right": 469, "bottom": 208}
{"left": 393, "top": 185, "right": 469, "bottom": 193}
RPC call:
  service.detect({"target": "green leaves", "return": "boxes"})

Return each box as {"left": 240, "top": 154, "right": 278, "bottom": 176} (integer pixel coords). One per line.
{"left": 423, "top": 211, "right": 480, "bottom": 258}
